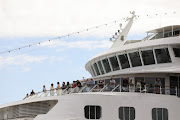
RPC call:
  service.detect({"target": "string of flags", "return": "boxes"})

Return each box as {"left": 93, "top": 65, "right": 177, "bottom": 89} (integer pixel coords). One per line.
{"left": 0, "top": 11, "right": 177, "bottom": 57}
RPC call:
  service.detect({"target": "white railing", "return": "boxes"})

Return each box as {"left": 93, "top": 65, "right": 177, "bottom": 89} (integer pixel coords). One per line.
{"left": 24, "top": 84, "right": 179, "bottom": 100}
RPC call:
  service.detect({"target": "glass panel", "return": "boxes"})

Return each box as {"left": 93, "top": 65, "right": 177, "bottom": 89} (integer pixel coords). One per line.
{"left": 129, "top": 52, "right": 142, "bottom": 67}
{"left": 119, "top": 107, "right": 123, "bottom": 120}
{"left": 91, "top": 66, "right": 96, "bottom": 76}
{"left": 96, "top": 106, "right": 101, "bottom": 119}
{"left": 173, "top": 48, "right": 180, "bottom": 57}
{"left": 118, "top": 54, "right": 130, "bottom": 69}
{"left": 170, "top": 76, "right": 178, "bottom": 95}
{"left": 110, "top": 56, "right": 120, "bottom": 71}
{"left": 141, "top": 50, "right": 155, "bottom": 65}
{"left": 94, "top": 63, "right": 100, "bottom": 75}
{"left": 124, "top": 107, "right": 129, "bottom": 120}
{"left": 157, "top": 108, "right": 162, "bottom": 120}
{"left": 102, "top": 58, "right": 111, "bottom": 73}
{"left": 84, "top": 106, "right": 89, "bottom": 119}
{"left": 152, "top": 108, "right": 157, "bottom": 120}
{"left": 155, "top": 48, "right": 171, "bottom": 64}
{"left": 130, "top": 107, "right": 135, "bottom": 120}
{"left": 90, "top": 106, "right": 95, "bottom": 119}
{"left": 98, "top": 61, "right": 105, "bottom": 74}
{"left": 145, "top": 77, "right": 155, "bottom": 93}
{"left": 163, "top": 108, "right": 168, "bottom": 120}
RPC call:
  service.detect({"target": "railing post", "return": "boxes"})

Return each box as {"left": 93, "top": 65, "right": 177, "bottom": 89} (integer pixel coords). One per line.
{"left": 140, "top": 85, "right": 142, "bottom": 93}
{"left": 120, "top": 85, "right": 121, "bottom": 92}
{"left": 145, "top": 85, "right": 147, "bottom": 93}
{"left": 160, "top": 86, "right": 162, "bottom": 94}
{"left": 175, "top": 87, "right": 178, "bottom": 97}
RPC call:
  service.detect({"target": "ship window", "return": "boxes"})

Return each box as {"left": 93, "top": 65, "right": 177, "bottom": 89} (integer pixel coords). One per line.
{"left": 173, "top": 48, "right": 180, "bottom": 57}
{"left": 119, "top": 107, "right": 135, "bottom": 120}
{"left": 118, "top": 54, "right": 130, "bottom": 69}
{"left": 94, "top": 63, "right": 100, "bottom": 75}
{"left": 129, "top": 52, "right": 142, "bottom": 67}
{"left": 102, "top": 58, "right": 111, "bottom": 73}
{"left": 141, "top": 50, "right": 155, "bottom": 65}
{"left": 110, "top": 56, "right": 120, "bottom": 71}
{"left": 84, "top": 106, "right": 101, "bottom": 119}
{"left": 152, "top": 108, "right": 168, "bottom": 120}
{"left": 155, "top": 48, "right": 171, "bottom": 63}
{"left": 98, "top": 61, "right": 105, "bottom": 74}
{"left": 91, "top": 66, "right": 96, "bottom": 76}
{"left": 174, "top": 30, "right": 180, "bottom": 35}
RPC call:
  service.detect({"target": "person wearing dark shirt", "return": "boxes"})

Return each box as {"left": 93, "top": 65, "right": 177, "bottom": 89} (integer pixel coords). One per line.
{"left": 30, "top": 90, "right": 35, "bottom": 96}
{"left": 141, "top": 80, "right": 146, "bottom": 91}
{"left": 122, "top": 77, "right": 129, "bottom": 92}
{"left": 61, "top": 82, "right": 66, "bottom": 90}
{"left": 98, "top": 80, "right": 104, "bottom": 88}
{"left": 77, "top": 80, "right": 82, "bottom": 88}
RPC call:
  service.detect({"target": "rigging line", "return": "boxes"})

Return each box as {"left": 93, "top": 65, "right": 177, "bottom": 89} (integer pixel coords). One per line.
{"left": 0, "top": 23, "right": 120, "bottom": 61}
{"left": 0, "top": 11, "right": 177, "bottom": 55}
{"left": 0, "top": 19, "right": 124, "bottom": 55}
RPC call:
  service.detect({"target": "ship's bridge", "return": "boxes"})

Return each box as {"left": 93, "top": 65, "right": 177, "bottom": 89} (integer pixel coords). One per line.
{"left": 85, "top": 18, "right": 180, "bottom": 78}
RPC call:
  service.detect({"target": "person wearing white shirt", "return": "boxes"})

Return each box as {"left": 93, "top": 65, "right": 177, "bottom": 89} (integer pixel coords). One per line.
{"left": 50, "top": 83, "right": 55, "bottom": 96}
{"left": 109, "top": 77, "right": 116, "bottom": 91}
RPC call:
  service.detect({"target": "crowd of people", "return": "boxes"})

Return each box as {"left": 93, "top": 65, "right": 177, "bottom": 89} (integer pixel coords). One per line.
{"left": 24, "top": 77, "right": 163, "bottom": 99}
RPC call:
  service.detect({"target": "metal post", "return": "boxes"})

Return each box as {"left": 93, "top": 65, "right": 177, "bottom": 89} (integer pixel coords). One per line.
{"left": 175, "top": 87, "right": 178, "bottom": 97}
{"left": 160, "top": 86, "right": 162, "bottom": 94}
{"left": 140, "top": 85, "right": 142, "bottom": 93}
{"left": 145, "top": 85, "right": 147, "bottom": 93}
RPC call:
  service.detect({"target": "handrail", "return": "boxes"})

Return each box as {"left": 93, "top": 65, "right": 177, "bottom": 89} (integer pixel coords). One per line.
{"left": 24, "top": 83, "right": 180, "bottom": 100}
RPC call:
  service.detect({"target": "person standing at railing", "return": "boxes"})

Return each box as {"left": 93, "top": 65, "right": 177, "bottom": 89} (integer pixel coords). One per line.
{"left": 86, "top": 79, "right": 91, "bottom": 92}
{"left": 56, "top": 82, "right": 61, "bottom": 96}
{"left": 30, "top": 90, "right": 35, "bottom": 96}
{"left": 61, "top": 82, "right": 66, "bottom": 90}
{"left": 122, "top": 77, "right": 129, "bottom": 92}
{"left": 109, "top": 77, "right": 116, "bottom": 91}
{"left": 72, "top": 81, "right": 76, "bottom": 88}
{"left": 136, "top": 80, "right": 141, "bottom": 92}
{"left": 129, "top": 79, "right": 135, "bottom": 92}
{"left": 76, "top": 80, "right": 82, "bottom": 92}
{"left": 141, "top": 80, "right": 147, "bottom": 92}
{"left": 98, "top": 80, "right": 104, "bottom": 89}
{"left": 89, "top": 78, "right": 95, "bottom": 89}
{"left": 43, "top": 85, "right": 47, "bottom": 93}
{"left": 155, "top": 78, "right": 162, "bottom": 94}
{"left": 24, "top": 93, "right": 29, "bottom": 100}
{"left": 50, "top": 84, "right": 55, "bottom": 96}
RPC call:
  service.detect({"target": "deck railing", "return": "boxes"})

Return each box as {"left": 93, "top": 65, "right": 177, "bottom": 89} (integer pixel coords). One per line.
{"left": 24, "top": 84, "right": 179, "bottom": 100}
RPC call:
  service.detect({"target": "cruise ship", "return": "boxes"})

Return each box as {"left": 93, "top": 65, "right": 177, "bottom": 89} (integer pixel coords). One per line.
{"left": 1, "top": 12, "right": 180, "bottom": 120}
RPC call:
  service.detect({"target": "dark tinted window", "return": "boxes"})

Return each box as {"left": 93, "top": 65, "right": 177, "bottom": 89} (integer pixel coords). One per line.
{"left": 129, "top": 52, "right": 142, "bottom": 67}
{"left": 155, "top": 48, "right": 171, "bottom": 63}
{"left": 97, "top": 61, "right": 105, "bottom": 74}
{"left": 94, "top": 63, "right": 100, "bottom": 75}
{"left": 118, "top": 54, "right": 130, "bottom": 69}
{"left": 141, "top": 50, "right": 155, "bottom": 65}
{"left": 110, "top": 56, "right": 120, "bottom": 71}
{"left": 91, "top": 66, "right": 96, "bottom": 76}
{"left": 173, "top": 48, "right": 180, "bottom": 57}
{"left": 152, "top": 108, "right": 168, "bottom": 120}
{"left": 84, "top": 106, "right": 101, "bottom": 119}
{"left": 102, "top": 58, "right": 111, "bottom": 73}
{"left": 119, "top": 107, "right": 135, "bottom": 120}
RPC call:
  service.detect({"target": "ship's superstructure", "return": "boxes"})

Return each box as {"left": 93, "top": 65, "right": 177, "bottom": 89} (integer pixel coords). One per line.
{"left": 1, "top": 12, "right": 180, "bottom": 120}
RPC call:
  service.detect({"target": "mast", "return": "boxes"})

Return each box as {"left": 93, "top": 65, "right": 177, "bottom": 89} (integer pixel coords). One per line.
{"left": 110, "top": 11, "right": 136, "bottom": 48}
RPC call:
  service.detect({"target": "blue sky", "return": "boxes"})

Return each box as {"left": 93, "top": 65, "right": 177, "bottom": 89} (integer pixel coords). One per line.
{"left": 0, "top": 0, "right": 180, "bottom": 105}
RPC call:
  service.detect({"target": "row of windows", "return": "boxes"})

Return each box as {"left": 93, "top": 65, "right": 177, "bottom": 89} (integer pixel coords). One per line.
{"left": 89, "top": 47, "right": 172, "bottom": 76}
{"left": 84, "top": 106, "right": 168, "bottom": 120}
